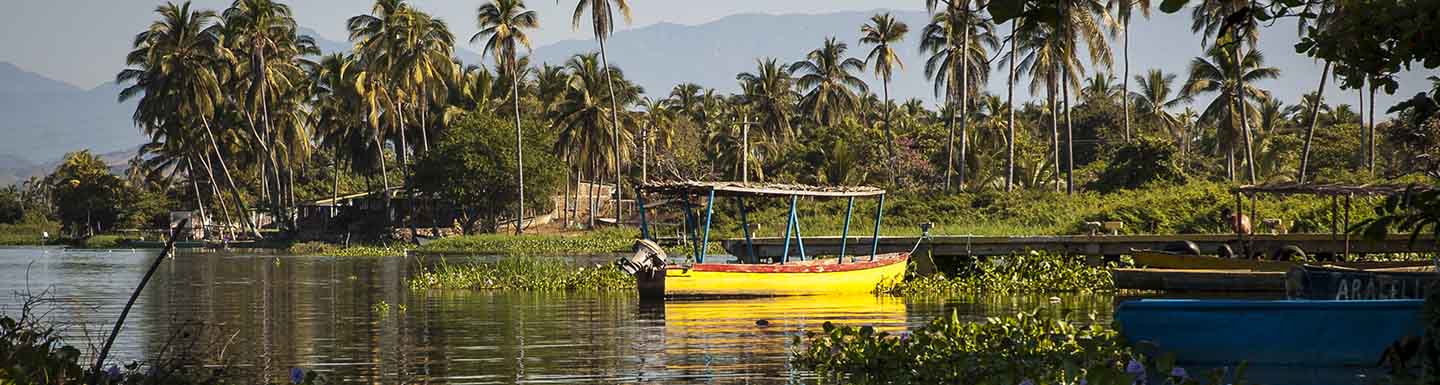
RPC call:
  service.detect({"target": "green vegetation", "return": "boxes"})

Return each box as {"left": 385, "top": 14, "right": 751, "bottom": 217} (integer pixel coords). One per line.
{"left": 285, "top": 241, "right": 408, "bottom": 257}
{"left": 0, "top": 220, "right": 60, "bottom": 246}
{"left": 417, "top": 228, "right": 637, "bottom": 255}
{"left": 408, "top": 256, "right": 635, "bottom": 291}
{"left": 879, "top": 251, "right": 1114, "bottom": 296}
{"left": 793, "top": 310, "right": 1133, "bottom": 384}
{"left": 413, "top": 111, "right": 564, "bottom": 234}
{"left": 79, "top": 235, "right": 130, "bottom": 249}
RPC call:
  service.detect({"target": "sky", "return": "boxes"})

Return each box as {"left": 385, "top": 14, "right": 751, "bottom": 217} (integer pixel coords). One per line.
{"left": 0, "top": 1, "right": 1431, "bottom": 110}
{"left": 0, "top": 0, "right": 926, "bottom": 89}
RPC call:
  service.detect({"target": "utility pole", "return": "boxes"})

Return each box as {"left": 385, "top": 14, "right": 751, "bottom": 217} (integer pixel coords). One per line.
{"left": 739, "top": 114, "right": 756, "bottom": 184}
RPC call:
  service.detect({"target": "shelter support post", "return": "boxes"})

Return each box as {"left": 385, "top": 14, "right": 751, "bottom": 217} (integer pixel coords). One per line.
{"left": 739, "top": 197, "right": 756, "bottom": 263}
{"left": 700, "top": 189, "right": 716, "bottom": 264}
{"left": 781, "top": 195, "right": 796, "bottom": 264}
{"left": 871, "top": 194, "right": 886, "bottom": 261}
{"left": 1234, "top": 191, "right": 1244, "bottom": 257}
{"left": 838, "top": 197, "right": 856, "bottom": 263}
{"left": 638, "top": 193, "right": 651, "bottom": 241}
{"left": 1344, "top": 194, "right": 1352, "bottom": 258}
{"left": 794, "top": 196, "right": 807, "bottom": 261}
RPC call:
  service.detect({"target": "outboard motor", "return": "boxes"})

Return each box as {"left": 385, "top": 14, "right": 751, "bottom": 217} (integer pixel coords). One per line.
{"left": 619, "top": 239, "right": 668, "bottom": 298}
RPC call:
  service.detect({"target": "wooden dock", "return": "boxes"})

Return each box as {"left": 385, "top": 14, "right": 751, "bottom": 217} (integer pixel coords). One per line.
{"left": 721, "top": 233, "right": 1440, "bottom": 259}
{"left": 1111, "top": 268, "right": 1285, "bottom": 292}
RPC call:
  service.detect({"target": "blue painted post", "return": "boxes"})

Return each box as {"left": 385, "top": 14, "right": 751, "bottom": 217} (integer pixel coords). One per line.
{"left": 781, "top": 195, "right": 796, "bottom": 264}
{"left": 699, "top": 189, "right": 716, "bottom": 264}
{"left": 870, "top": 194, "right": 886, "bottom": 261}
{"left": 793, "top": 196, "right": 807, "bottom": 261}
{"left": 638, "top": 193, "right": 651, "bottom": 241}
{"left": 838, "top": 197, "right": 855, "bottom": 263}
{"left": 739, "top": 198, "right": 756, "bottom": 263}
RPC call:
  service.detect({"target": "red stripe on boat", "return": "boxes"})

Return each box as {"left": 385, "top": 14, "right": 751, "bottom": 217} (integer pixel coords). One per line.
{"left": 675, "top": 253, "right": 909, "bottom": 273}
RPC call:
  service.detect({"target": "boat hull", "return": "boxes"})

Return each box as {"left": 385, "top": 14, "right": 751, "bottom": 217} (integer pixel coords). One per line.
{"left": 1116, "top": 299, "right": 1423, "bottom": 366}
{"left": 1133, "top": 252, "right": 1434, "bottom": 272}
{"left": 651, "top": 253, "right": 909, "bottom": 297}
{"left": 1287, "top": 264, "right": 1436, "bottom": 300}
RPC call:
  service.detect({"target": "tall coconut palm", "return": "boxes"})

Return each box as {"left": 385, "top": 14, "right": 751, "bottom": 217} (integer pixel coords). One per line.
{"left": 222, "top": 0, "right": 314, "bottom": 231}
{"left": 921, "top": 2, "right": 997, "bottom": 190}
{"left": 1080, "top": 73, "right": 1124, "bottom": 106}
{"left": 475, "top": 0, "right": 538, "bottom": 234}
{"left": 567, "top": 0, "right": 631, "bottom": 224}
{"left": 1010, "top": 20, "right": 1067, "bottom": 192}
{"left": 859, "top": 13, "right": 909, "bottom": 187}
{"left": 1055, "top": 0, "right": 1115, "bottom": 194}
{"left": 735, "top": 58, "right": 797, "bottom": 143}
{"left": 120, "top": 1, "right": 262, "bottom": 237}
{"left": 1130, "top": 69, "right": 1190, "bottom": 154}
{"left": 1191, "top": 0, "right": 1260, "bottom": 184}
{"left": 790, "top": 37, "right": 869, "bottom": 127}
{"left": 1182, "top": 46, "right": 1279, "bottom": 182}
{"left": 553, "top": 53, "right": 637, "bottom": 227}
{"left": 1108, "top": 0, "right": 1152, "bottom": 142}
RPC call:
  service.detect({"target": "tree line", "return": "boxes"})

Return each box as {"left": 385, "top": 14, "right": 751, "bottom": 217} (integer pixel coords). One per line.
{"left": 10, "top": 0, "right": 1438, "bottom": 237}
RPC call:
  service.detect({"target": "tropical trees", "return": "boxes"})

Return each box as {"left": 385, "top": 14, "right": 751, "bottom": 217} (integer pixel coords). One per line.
{"left": 475, "top": 0, "right": 539, "bottom": 234}
{"left": 1108, "top": 0, "right": 1152, "bottom": 142}
{"left": 790, "top": 37, "right": 869, "bottom": 127}
{"left": 921, "top": 1, "right": 997, "bottom": 190}
{"left": 552, "top": 53, "right": 638, "bottom": 227}
{"left": 1190, "top": 0, "right": 1260, "bottom": 183}
{"left": 566, "top": 0, "right": 631, "bottom": 224}
{"left": 735, "top": 58, "right": 797, "bottom": 143}
{"left": 1130, "top": 69, "right": 1189, "bottom": 154}
{"left": 1181, "top": 46, "right": 1280, "bottom": 182}
{"left": 859, "top": 13, "right": 909, "bottom": 186}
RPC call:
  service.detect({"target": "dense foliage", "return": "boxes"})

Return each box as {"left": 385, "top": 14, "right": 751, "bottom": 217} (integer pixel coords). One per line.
{"left": 413, "top": 111, "right": 564, "bottom": 233}
{"left": 1088, "top": 136, "right": 1187, "bottom": 193}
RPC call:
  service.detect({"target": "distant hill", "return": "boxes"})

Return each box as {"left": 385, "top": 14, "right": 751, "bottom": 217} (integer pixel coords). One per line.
{"left": 0, "top": 62, "right": 144, "bottom": 166}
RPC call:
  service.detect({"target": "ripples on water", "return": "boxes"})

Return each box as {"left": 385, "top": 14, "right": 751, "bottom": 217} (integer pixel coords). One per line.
{"left": 0, "top": 247, "right": 1385, "bottom": 384}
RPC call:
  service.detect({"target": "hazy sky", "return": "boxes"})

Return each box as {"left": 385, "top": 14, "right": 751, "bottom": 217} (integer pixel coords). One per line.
{"left": 1, "top": 0, "right": 925, "bottom": 88}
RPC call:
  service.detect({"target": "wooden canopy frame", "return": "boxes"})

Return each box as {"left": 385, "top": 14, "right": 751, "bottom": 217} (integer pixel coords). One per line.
{"left": 638, "top": 181, "right": 888, "bottom": 264}
{"left": 1231, "top": 183, "right": 1433, "bottom": 258}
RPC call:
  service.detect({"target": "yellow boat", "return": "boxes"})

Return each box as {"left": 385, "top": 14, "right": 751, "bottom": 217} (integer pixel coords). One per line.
{"left": 1131, "top": 251, "right": 1434, "bottom": 272}
{"left": 629, "top": 181, "right": 905, "bottom": 298}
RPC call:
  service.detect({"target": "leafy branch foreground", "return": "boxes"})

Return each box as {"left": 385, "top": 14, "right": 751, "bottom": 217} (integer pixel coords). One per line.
{"left": 793, "top": 310, "right": 1239, "bottom": 385}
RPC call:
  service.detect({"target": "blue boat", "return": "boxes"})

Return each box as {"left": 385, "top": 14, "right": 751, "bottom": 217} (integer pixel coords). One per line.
{"left": 1115, "top": 299, "right": 1423, "bottom": 367}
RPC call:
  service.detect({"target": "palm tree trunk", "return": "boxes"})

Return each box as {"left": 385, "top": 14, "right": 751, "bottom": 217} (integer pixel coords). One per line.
{"left": 958, "top": 7, "right": 971, "bottom": 190}
{"left": 945, "top": 83, "right": 957, "bottom": 192}
{"left": 883, "top": 78, "right": 900, "bottom": 187}
{"left": 1369, "top": 81, "right": 1377, "bottom": 176}
{"left": 1006, "top": 19, "right": 1017, "bottom": 192}
{"left": 1358, "top": 80, "right": 1366, "bottom": 170}
{"left": 1236, "top": 43, "right": 1258, "bottom": 185}
{"left": 589, "top": 160, "right": 598, "bottom": 229}
{"left": 1064, "top": 66, "right": 1075, "bottom": 195}
{"left": 374, "top": 134, "right": 391, "bottom": 227}
{"left": 598, "top": 37, "right": 624, "bottom": 226}
{"left": 641, "top": 122, "right": 649, "bottom": 185}
{"left": 1299, "top": 61, "right": 1332, "bottom": 184}
{"left": 187, "top": 159, "right": 207, "bottom": 240}
{"left": 511, "top": 55, "right": 526, "bottom": 235}
{"left": 1123, "top": 18, "right": 1132, "bottom": 143}
{"left": 201, "top": 116, "right": 260, "bottom": 237}
{"left": 563, "top": 164, "right": 572, "bottom": 229}
{"left": 197, "top": 152, "right": 234, "bottom": 241}
{"left": 1050, "top": 78, "right": 1060, "bottom": 193}
{"left": 330, "top": 149, "right": 341, "bottom": 234}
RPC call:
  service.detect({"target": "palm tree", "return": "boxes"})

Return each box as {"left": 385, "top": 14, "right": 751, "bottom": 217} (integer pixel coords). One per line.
{"left": 735, "top": 58, "right": 797, "bottom": 143}
{"left": 120, "top": 1, "right": 264, "bottom": 237}
{"left": 790, "top": 37, "right": 869, "bottom": 127}
{"left": 1055, "top": 0, "right": 1115, "bottom": 194}
{"left": 1108, "top": 0, "right": 1152, "bottom": 142}
{"left": 553, "top": 53, "right": 637, "bottom": 228}
{"left": 921, "top": 1, "right": 997, "bottom": 190}
{"left": 475, "top": 0, "right": 539, "bottom": 234}
{"left": 567, "top": 0, "right": 631, "bottom": 224}
{"left": 1080, "top": 73, "right": 1124, "bottom": 106}
{"left": 1191, "top": 0, "right": 1261, "bottom": 184}
{"left": 222, "top": 0, "right": 314, "bottom": 231}
{"left": 1130, "top": 69, "right": 1190, "bottom": 153}
{"left": 1010, "top": 19, "right": 1066, "bottom": 192}
{"left": 1181, "top": 45, "right": 1279, "bottom": 182}
{"left": 860, "top": 13, "right": 909, "bottom": 187}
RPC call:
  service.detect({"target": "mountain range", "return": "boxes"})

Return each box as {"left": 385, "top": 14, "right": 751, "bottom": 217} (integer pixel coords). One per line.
{"left": 1, "top": 9, "right": 1429, "bottom": 184}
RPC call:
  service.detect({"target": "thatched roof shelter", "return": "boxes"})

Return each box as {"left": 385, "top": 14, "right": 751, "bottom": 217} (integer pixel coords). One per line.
{"left": 640, "top": 181, "right": 885, "bottom": 198}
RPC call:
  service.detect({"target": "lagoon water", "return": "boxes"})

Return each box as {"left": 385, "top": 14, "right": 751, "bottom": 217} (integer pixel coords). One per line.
{"left": 0, "top": 247, "right": 1393, "bottom": 384}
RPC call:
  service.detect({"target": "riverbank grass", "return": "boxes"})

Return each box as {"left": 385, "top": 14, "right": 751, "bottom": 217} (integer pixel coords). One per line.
{"left": 878, "top": 251, "right": 1115, "bottom": 296}
{"left": 0, "top": 221, "right": 60, "bottom": 246}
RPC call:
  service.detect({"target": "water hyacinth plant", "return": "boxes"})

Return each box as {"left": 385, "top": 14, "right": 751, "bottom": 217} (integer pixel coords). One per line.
{"left": 792, "top": 309, "right": 1132, "bottom": 384}
{"left": 408, "top": 256, "right": 635, "bottom": 291}
{"left": 877, "top": 251, "right": 1114, "bottom": 296}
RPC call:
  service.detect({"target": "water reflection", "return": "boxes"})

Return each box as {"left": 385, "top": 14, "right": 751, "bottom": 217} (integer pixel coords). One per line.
{"left": 0, "top": 247, "right": 1388, "bottom": 384}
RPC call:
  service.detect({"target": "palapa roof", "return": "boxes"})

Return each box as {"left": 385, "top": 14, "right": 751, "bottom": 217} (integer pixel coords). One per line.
{"left": 1233, "top": 183, "right": 1436, "bottom": 197}
{"left": 640, "top": 181, "right": 886, "bottom": 198}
